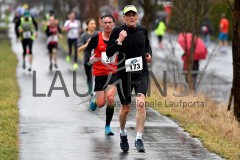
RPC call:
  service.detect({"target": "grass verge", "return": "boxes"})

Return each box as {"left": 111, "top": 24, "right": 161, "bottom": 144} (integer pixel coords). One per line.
{"left": 0, "top": 29, "right": 19, "bottom": 160}
{"left": 147, "top": 84, "right": 240, "bottom": 160}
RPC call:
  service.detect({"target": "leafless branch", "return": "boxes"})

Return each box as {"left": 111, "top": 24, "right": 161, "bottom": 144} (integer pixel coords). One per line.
{"left": 223, "top": 0, "right": 234, "bottom": 10}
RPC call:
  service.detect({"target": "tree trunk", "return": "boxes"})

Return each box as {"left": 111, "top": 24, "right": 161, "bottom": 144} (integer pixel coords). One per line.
{"left": 232, "top": 0, "right": 240, "bottom": 121}
{"left": 140, "top": 0, "right": 157, "bottom": 33}
{"left": 141, "top": 0, "right": 152, "bottom": 32}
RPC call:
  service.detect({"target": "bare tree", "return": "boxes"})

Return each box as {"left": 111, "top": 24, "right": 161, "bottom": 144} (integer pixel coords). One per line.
{"left": 169, "top": 0, "right": 209, "bottom": 90}
{"left": 138, "top": 0, "right": 161, "bottom": 32}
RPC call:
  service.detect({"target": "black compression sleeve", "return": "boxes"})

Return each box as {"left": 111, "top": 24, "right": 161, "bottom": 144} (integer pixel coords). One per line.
{"left": 106, "top": 27, "right": 121, "bottom": 57}
{"left": 145, "top": 29, "right": 152, "bottom": 56}
{"left": 85, "top": 34, "right": 99, "bottom": 59}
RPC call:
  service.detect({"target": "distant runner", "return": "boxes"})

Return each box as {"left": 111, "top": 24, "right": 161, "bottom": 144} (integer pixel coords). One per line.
{"left": 63, "top": 12, "right": 81, "bottom": 70}
{"left": 155, "top": 18, "right": 166, "bottom": 49}
{"left": 42, "top": 10, "right": 56, "bottom": 33}
{"left": 13, "top": 11, "right": 21, "bottom": 40}
{"left": 218, "top": 13, "right": 229, "bottom": 47}
{"left": 17, "top": 10, "right": 38, "bottom": 72}
{"left": 45, "top": 16, "right": 62, "bottom": 70}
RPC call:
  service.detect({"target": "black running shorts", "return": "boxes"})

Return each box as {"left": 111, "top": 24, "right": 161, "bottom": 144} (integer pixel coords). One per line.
{"left": 94, "top": 73, "right": 117, "bottom": 92}
{"left": 47, "top": 43, "right": 58, "bottom": 54}
{"left": 117, "top": 72, "right": 149, "bottom": 105}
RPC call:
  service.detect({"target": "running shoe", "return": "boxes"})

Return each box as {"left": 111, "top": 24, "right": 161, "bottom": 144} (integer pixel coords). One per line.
{"left": 66, "top": 55, "right": 71, "bottom": 63}
{"left": 135, "top": 139, "right": 145, "bottom": 152}
{"left": 89, "top": 99, "right": 97, "bottom": 111}
{"left": 54, "top": 64, "right": 58, "bottom": 69}
{"left": 120, "top": 134, "right": 129, "bottom": 152}
{"left": 49, "top": 63, "right": 52, "bottom": 70}
{"left": 73, "top": 63, "right": 78, "bottom": 71}
{"left": 22, "top": 61, "right": 26, "bottom": 69}
{"left": 105, "top": 126, "right": 114, "bottom": 136}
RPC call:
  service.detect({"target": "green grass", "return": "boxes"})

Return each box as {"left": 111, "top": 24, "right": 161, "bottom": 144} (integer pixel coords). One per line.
{"left": 0, "top": 26, "right": 8, "bottom": 31}
{"left": 0, "top": 33, "right": 19, "bottom": 160}
{"left": 58, "top": 34, "right": 68, "bottom": 51}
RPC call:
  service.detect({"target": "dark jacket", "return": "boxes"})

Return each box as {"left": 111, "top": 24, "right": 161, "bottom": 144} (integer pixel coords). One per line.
{"left": 106, "top": 24, "right": 152, "bottom": 74}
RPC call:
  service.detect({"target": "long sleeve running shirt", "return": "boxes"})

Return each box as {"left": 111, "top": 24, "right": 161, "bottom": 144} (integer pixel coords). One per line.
{"left": 106, "top": 24, "right": 152, "bottom": 74}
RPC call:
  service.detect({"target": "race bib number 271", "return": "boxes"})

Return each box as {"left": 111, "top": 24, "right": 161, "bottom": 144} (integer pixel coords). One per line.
{"left": 101, "top": 52, "right": 117, "bottom": 64}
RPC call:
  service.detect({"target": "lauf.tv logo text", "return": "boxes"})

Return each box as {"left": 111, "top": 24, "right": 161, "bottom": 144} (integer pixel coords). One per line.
{"left": 32, "top": 70, "right": 203, "bottom": 98}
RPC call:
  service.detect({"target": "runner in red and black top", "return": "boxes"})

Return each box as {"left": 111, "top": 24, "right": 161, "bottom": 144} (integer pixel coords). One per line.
{"left": 45, "top": 16, "right": 62, "bottom": 70}
{"left": 85, "top": 14, "right": 117, "bottom": 136}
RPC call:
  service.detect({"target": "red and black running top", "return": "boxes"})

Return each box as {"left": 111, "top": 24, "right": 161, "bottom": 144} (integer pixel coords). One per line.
{"left": 85, "top": 32, "right": 117, "bottom": 76}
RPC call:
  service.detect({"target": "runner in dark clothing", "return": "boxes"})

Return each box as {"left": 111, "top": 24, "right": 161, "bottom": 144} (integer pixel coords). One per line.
{"left": 13, "top": 12, "right": 21, "bottom": 40}
{"left": 78, "top": 18, "right": 98, "bottom": 95}
{"left": 106, "top": 5, "right": 152, "bottom": 153}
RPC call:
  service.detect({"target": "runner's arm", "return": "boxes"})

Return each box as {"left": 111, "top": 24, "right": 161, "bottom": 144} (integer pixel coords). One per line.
{"left": 85, "top": 34, "right": 98, "bottom": 59}
{"left": 78, "top": 34, "right": 87, "bottom": 52}
{"left": 45, "top": 26, "right": 51, "bottom": 36}
{"left": 62, "top": 21, "right": 69, "bottom": 31}
{"left": 145, "top": 29, "right": 152, "bottom": 57}
{"left": 106, "top": 27, "right": 121, "bottom": 57}
{"left": 58, "top": 24, "right": 62, "bottom": 34}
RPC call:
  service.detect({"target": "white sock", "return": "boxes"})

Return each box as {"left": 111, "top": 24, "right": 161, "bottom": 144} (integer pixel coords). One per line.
{"left": 136, "top": 132, "right": 143, "bottom": 141}
{"left": 120, "top": 129, "right": 127, "bottom": 136}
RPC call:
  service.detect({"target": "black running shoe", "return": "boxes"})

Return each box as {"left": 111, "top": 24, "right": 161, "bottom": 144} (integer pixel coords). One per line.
{"left": 22, "top": 61, "right": 26, "bottom": 69}
{"left": 135, "top": 139, "right": 145, "bottom": 152}
{"left": 54, "top": 64, "right": 58, "bottom": 69}
{"left": 120, "top": 135, "right": 129, "bottom": 152}
{"left": 49, "top": 63, "right": 52, "bottom": 70}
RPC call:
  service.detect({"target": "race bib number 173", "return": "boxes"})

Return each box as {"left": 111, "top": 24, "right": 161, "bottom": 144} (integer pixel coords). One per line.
{"left": 125, "top": 56, "right": 143, "bottom": 72}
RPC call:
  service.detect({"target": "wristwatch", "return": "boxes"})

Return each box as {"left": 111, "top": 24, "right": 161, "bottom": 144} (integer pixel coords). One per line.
{"left": 115, "top": 40, "right": 122, "bottom": 45}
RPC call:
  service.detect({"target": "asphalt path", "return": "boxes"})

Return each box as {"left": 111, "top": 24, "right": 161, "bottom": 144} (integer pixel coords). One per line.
{"left": 8, "top": 23, "right": 222, "bottom": 160}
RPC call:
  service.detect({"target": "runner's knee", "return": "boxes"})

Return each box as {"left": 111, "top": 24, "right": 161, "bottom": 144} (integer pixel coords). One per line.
{"left": 53, "top": 48, "right": 57, "bottom": 55}
{"left": 136, "top": 94, "right": 146, "bottom": 111}
{"left": 137, "top": 102, "right": 145, "bottom": 112}
{"left": 107, "top": 95, "right": 114, "bottom": 105}
{"left": 96, "top": 99, "right": 105, "bottom": 108}
{"left": 121, "top": 106, "right": 130, "bottom": 116}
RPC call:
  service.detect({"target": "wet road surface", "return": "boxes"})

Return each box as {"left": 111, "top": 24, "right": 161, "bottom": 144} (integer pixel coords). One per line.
{"left": 8, "top": 24, "right": 222, "bottom": 160}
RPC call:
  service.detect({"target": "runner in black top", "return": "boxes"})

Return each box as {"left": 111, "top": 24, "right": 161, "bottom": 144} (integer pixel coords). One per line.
{"left": 13, "top": 11, "right": 21, "bottom": 40}
{"left": 106, "top": 5, "right": 152, "bottom": 153}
